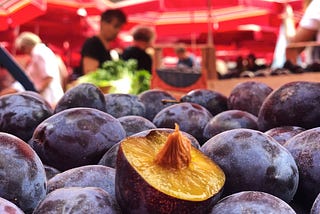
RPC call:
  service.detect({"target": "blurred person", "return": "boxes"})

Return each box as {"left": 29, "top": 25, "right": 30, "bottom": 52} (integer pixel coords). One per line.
{"left": 175, "top": 43, "right": 196, "bottom": 68}
{"left": 285, "top": 0, "right": 320, "bottom": 65}
{"left": 122, "top": 25, "right": 155, "bottom": 73}
{"left": 56, "top": 55, "right": 69, "bottom": 91}
{"left": 245, "top": 53, "right": 260, "bottom": 72}
{"left": 0, "top": 64, "right": 25, "bottom": 96}
{"left": 15, "top": 32, "right": 64, "bottom": 107}
{"left": 78, "top": 9, "right": 127, "bottom": 75}
{"left": 272, "top": 3, "right": 297, "bottom": 69}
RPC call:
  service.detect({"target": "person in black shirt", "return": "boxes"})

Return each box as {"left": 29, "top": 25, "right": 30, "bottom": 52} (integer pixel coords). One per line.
{"left": 122, "top": 25, "right": 155, "bottom": 73}
{"left": 78, "top": 9, "right": 127, "bottom": 76}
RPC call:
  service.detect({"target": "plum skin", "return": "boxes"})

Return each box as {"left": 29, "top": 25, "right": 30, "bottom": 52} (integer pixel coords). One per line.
{"left": 153, "top": 102, "right": 213, "bottom": 145}
{"left": 0, "top": 92, "right": 53, "bottom": 142}
{"left": 0, "top": 132, "right": 47, "bottom": 213}
{"left": 258, "top": 81, "right": 320, "bottom": 131}
{"left": 203, "top": 110, "right": 258, "bottom": 141}
{"left": 284, "top": 127, "right": 320, "bottom": 209}
{"left": 311, "top": 193, "right": 320, "bottom": 214}
{"left": 138, "top": 89, "right": 177, "bottom": 121}
{"left": 104, "top": 93, "right": 146, "bottom": 118}
{"left": 201, "top": 128, "right": 299, "bottom": 203}
{"left": 180, "top": 89, "right": 228, "bottom": 116}
{"left": 29, "top": 107, "right": 126, "bottom": 171}
{"left": 54, "top": 82, "right": 107, "bottom": 113}
{"left": 210, "top": 191, "right": 296, "bottom": 214}
{"left": 47, "top": 165, "right": 116, "bottom": 200}
{"left": 33, "top": 187, "right": 121, "bottom": 214}
{"left": 227, "top": 81, "right": 273, "bottom": 116}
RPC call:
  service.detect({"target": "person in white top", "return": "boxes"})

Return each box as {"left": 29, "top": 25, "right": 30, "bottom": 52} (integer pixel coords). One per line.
{"left": 286, "top": 0, "right": 320, "bottom": 64}
{"left": 15, "top": 32, "right": 64, "bottom": 107}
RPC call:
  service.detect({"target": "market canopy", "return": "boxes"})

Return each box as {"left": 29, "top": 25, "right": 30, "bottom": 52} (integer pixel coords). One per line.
{"left": 0, "top": 0, "right": 46, "bottom": 31}
{"left": 116, "top": 0, "right": 302, "bottom": 42}
{"left": 0, "top": 0, "right": 304, "bottom": 66}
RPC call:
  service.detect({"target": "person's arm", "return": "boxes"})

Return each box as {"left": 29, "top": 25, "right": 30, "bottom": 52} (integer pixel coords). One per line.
{"left": 285, "top": 0, "right": 320, "bottom": 64}
{"left": 37, "top": 76, "right": 52, "bottom": 93}
{"left": 286, "top": 27, "right": 317, "bottom": 64}
{"left": 82, "top": 56, "right": 100, "bottom": 74}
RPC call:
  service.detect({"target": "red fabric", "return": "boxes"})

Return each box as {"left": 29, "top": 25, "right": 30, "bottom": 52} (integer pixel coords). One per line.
{"left": 0, "top": 0, "right": 46, "bottom": 31}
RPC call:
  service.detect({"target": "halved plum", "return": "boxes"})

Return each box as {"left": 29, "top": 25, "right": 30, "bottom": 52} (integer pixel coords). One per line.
{"left": 116, "top": 124, "right": 225, "bottom": 213}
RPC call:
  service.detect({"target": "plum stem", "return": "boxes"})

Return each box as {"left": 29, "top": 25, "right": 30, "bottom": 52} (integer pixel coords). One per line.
{"left": 161, "top": 99, "right": 181, "bottom": 104}
{"left": 154, "top": 123, "right": 191, "bottom": 169}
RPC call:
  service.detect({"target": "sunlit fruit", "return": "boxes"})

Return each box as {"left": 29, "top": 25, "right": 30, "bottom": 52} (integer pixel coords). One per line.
{"left": 210, "top": 191, "right": 296, "bottom": 214}
{"left": 180, "top": 89, "right": 228, "bottom": 116}
{"left": 311, "top": 193, "right": 320, "bottom": 214}
{"left": 284, "top": 127, "right": 320, "bottom": 210}
{"left": 98, "top": 127, "right": 201, "bottom": 169}
{"left": 138, "top": 89, "right": 177, "bottom": 121}
{"left": 104, "top": 93, "right": 146, "bottom": 118}
{"left": 47, "top": 165, "right": 116, "bottom": 200}
{"left": 29, "top": 107, "right": 126, "bottom": 171}
{"left": 54, "top": 83, "right": 106, "bottom": 113}
{"left": 33, "top": 187, "right": 121, "bottom": 214}
{"left": 118, "top": 115, "right": 156, "bottom": 137}
{"left": 228, "top": 81, "right": 273, "bottom": 116}
{"left": 0, "top": 92, "right": 53, "bottom": 142}
{"left": 264, "top": 126, "right": 306, "bottom": 145}
{"left": 201, "top": 128, "right": 299, "bottom": 203}
{"left": 203, "top": 109, "right": 258, "bottom": 141}
{"left": 0, "top": 132, "right": 47, "bottom": 213}
{"left": 116, "top": 124, "right": 225, "bottom": 213}
{"left": 258, "top": 81, "right": 320, "bottom": 131}
{"left": 0, "top": 197, "right": 25, "bottom": 214}
{"left": 153, "top": 102, "right": 213, "bottom": 145}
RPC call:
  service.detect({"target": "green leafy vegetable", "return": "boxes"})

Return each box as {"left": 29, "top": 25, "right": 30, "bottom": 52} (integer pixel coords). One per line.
{"left": 77, "top": 59, "right": 151, "bottom": 95}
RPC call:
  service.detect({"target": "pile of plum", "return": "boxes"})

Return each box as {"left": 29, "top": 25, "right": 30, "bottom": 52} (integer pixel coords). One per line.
{"left": 0, "top": 81, "right": 319, "bottom": 213}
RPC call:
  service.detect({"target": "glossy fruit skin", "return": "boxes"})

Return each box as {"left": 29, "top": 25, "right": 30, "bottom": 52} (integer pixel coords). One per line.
{"left": 104, "top": 93, "right": 146, "bottom": 118}
{"left": 311, "top": 193, "right": 320, "bottom": 214}
{"left": 33, "top": 187, "right": 121, "bottom": 214}
{"left": 118, "top": 115, "right": 156, "bottom": 137}
{"left": 0, "top": 92, "right": 53, "bottom": 142}
{"left": 29, "top": 107, "right": 126, "bottom": 171}
{"left": 284, "top": 127, "right": 320, "bottom": 209}
{"left": 209, "top": 191, "right": 296, "bottom": 214}
{"left": 153, "top": 102, "right": 213, "bottom": 145}
{"left": 0, "top": 197, "right": 25, "bottom": 214}
{"left": 0, "top": 132, "right": 47, "bottom": 213}
{"left": 54, "top": 83, "right": 106, "bottom": 113}
{"left": 98, "top": 143, "right": 120, "bottom": 168}
{"left": 21, "top": 91, "right": 52, "bottom": 106}
{"left": 265, "top": 126, "right": 306, "bottom": 145}
{"left": 228, "top": 81, "right": 273, "bottom": 116}
{"left": 180, "top": 89, "right": 228, "bottom": 116}
{"left": 257, "top": 81, "right": 320, "bottom": 131}
{"left": 44, "top": 165, "right": 61, "bottom": 181}
{"left": 203, "top": 110, "right": 258, "bottom": 141}
{"left": 138, "top": 89, "right": 177, "bottom": 121}
{"left": 115, "top": 145, "right": 223, "bottom": 214}
{"left": 201, "top": 128, "right": 299, "bottom": 203}
{"left": 47, "top": 165, "right": 116, "bottom": 200}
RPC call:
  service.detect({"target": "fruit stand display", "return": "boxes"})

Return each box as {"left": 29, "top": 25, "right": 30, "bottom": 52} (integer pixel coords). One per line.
{"left": 0, "top": 77, "right": 319, "bottom": 213}
{"left": 1, "top": 1, "right": 320, "bottom": 213}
